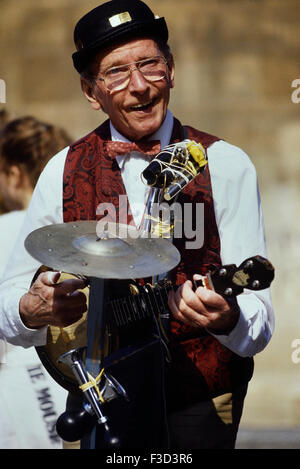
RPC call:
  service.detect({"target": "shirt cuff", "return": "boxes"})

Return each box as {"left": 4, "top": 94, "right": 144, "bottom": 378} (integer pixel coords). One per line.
{"left": 209, "top": 292, "right": 272, "bottom": 357}
{"left": 1, "top": 291, "right": 48, "bottom": 348}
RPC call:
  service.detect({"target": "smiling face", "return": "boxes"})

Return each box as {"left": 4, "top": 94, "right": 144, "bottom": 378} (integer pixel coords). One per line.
{"left": 81, "top": 38, "right": 175, "bottom": 141}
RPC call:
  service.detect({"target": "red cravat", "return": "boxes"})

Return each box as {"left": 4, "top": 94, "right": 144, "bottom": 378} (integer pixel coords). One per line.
{"left": 105, "top": 140, "right": 161, "bottom": 158}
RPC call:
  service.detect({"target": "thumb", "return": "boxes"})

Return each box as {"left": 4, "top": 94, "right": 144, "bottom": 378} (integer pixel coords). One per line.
{"left": 193, "top": 273, "right": 204, "bottom": 281}
{"left": 40, "top": 271, "right": 61, "bottom": 286}
{"left": 193, "top": 273, "right": 206, "bottom": 291}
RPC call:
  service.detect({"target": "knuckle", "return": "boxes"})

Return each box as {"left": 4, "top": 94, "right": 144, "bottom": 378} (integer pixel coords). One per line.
{"left": 37, "top": 272, "right": 47, "bottom": 283}
{"left": 196, "top": 286, "right": 209, "bottom": 299}
{"left": 198, "top": 287, "right": 219, "bottom": 305}
{"left": 39, "top": 271, "right": 52, "bottom": 284}
{"left": 180, "top": 303, "right": 190, "bottom": 315}
{"left": 40, "top": 293, "right": 53, "bottom": 307}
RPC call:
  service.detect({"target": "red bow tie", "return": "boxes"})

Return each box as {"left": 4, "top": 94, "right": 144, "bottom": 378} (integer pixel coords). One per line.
{"left": 105, "top": 140, "right": 161, "bottom": 159}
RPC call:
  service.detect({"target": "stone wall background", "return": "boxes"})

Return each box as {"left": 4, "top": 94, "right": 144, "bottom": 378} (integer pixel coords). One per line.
{"left": 0, "top": 0, "right": 300, "bottom": 429}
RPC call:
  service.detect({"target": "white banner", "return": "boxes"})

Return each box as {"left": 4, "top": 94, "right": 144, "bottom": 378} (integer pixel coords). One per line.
{"left": 0, "top": 340, "right": 68, "bottom": 449}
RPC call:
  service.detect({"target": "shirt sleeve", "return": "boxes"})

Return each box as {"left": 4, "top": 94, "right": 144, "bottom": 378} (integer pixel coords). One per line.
{"left": 206, "top": 140, "right": 274, "bottom": 357}
{"left": 0, "top": 147, "right": 68, "bottom": 347}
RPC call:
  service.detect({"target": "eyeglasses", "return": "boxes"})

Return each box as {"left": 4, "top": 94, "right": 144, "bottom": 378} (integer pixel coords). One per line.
{"left": 94, "top": 56, "right": 168, "bottom": 92}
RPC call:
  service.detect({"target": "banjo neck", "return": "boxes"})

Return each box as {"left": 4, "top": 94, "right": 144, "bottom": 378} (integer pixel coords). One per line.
{"left": 107, "top": 254, "right": 274, "bottom": 329}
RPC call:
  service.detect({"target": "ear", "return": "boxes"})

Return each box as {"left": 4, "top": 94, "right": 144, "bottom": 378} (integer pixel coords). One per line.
{"left": 167, "top": 55, "right": 175, "bottom": 89}
{"left": 80, "top": 77, "right": 103, "bottom": 111}
{"left": 8, "top": 165, "right": 22, "bottom": 188}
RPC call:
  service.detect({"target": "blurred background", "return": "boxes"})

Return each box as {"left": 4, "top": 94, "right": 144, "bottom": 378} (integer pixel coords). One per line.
{"left": 0, "top": 0, "right": 300, "bottom": 448}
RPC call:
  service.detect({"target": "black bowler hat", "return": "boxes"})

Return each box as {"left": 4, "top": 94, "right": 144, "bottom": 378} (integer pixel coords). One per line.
{"left": 72, "top": 0, "right": 169, "bottom": 74}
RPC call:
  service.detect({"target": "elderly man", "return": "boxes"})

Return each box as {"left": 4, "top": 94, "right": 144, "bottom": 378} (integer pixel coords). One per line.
{"left": 0, "top": 0, "right": 274, "bottom": 449}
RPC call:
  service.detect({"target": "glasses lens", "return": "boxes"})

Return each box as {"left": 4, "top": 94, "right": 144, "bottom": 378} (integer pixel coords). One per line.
{"left": 139, "top": 57, "right": 167, "bottom": 82}
{"left": 104, "top": 65, "right": 130, "bottom": 92}
{"left": 104, "top": 57, "right": 167, "bottom": 92}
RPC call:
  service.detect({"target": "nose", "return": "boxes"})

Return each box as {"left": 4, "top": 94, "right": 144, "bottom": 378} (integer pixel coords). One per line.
{"left": 128, "top": 68, "right": 149, "bottom": 94}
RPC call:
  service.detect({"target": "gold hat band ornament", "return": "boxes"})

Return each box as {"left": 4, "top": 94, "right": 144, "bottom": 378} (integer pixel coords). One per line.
{"left": 109, "top": 12, "right": 132, "bottom": 28}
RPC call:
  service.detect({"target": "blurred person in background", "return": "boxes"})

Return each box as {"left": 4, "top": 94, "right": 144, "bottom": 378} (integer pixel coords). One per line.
{"left": 0, "top": 108, "right": 11, "bottom": 214}
{"left": 0, "top": 116, "right": 72, "bottom": 277}
{"left": 0, "top": 116, "right": 72, "bottom": 449}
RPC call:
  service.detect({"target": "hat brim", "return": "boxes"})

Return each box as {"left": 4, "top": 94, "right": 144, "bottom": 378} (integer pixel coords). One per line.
{"left": 72, "top": 17, "right": 168, "bottom": 74}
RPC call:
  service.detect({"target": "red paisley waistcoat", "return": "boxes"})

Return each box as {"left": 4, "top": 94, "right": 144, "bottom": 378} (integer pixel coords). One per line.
{"left": 63, "top": 118, "right": 253, "bottom": 402}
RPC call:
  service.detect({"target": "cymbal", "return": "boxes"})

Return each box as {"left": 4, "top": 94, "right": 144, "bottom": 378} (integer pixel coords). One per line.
{"left": 24, "top": 221, "right": 181, "bottom": 279}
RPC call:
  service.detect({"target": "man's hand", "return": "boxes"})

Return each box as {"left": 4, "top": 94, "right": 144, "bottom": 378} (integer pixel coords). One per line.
{"left": 168, "top": 275, "right": 240, "bottom": 335}
{"left": 19, "top": 271, "right": 87, "bottom": 329}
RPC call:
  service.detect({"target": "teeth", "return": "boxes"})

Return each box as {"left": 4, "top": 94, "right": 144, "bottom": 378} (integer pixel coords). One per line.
{"left": 130, "top": 100, "right": 153, "bottom": 110}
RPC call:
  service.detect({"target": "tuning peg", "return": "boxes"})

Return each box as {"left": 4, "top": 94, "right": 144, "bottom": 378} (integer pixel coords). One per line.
{"left": 218, "top": 268, "right": 227, "bottom": 277}
{"left": 244, "top": 259, "right": 254, "bottom": 270}
{"left": 251, "top": 280, "right": 260, "bottom": 289}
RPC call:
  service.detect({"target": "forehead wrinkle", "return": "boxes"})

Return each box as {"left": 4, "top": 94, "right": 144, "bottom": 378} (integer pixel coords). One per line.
{"left": 92, "top": 38, "right": 160, "bottom": 74}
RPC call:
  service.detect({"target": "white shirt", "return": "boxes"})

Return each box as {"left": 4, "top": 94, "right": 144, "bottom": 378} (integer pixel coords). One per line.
{"left": 0, "top": 210, "right": 26, "bottom": 279}
{"left": 0, "top": 110, "right": 274, "bottom": 357}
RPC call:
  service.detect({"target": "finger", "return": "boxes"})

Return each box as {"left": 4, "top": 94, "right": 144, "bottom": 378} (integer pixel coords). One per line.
{"left": 167, "top": 289, "right": 177, "bottom": 314}
{"left": 193, "top": 273, "right": 204, "bottom": 279}
{"left": 169, "top": 286, "right": 207, "bottom": 328}
{"left": 178, "top": 281, "right": 205, "bottom": 313}
{"left": 56, "top": 290, "right": 87, "bottom": 313}
{"left": 195, "top": 286, "right": 227, "bottom": 310}
{"left": 38, "top": 271, "right": 61, "bottom": 286}
{"left": 55, "top": 308, "right": 85, "bottom": 327}
{"left": 193, "top": 273, "right": 204, "bottom": 282}
{"left": 168, "top": 289, "right": 188, "bottom": 323}
{"left": 51, "top": 291, "right": 87, "bottom": 327}
{"left": 54, "top": 277, "right": 88, "bottom": 296}
{"left": 46, "top": 310, "right": 85, "bottom": 328}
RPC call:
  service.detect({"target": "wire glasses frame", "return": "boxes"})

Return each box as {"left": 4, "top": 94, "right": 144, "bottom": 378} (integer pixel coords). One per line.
{"left": 93, "top": 56, "right": 169, "bottom": 92}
